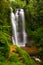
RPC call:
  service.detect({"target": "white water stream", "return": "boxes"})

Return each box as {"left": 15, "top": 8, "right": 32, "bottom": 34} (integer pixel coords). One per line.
{"left": 10, "top": 7, "right": 27, "bottom": 46}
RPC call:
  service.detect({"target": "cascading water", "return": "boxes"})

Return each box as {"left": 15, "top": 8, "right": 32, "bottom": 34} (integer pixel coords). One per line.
{"left": 10, "top": 7, "right": 18, "bottom": 45}
{"left": 19, "top": 9, "right": 27, "bottom": 44}
{"left": 10, "top": 7, "right": 27, "bottom": 46}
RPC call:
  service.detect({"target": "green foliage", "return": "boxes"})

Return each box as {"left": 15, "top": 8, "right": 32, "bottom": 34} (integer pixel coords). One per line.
{"left": 25, "top": 0, "right": 43, "bottom": 31}
{"left": 0, "top": 0, "right": 10, "bottom": 26}
{"left": 9, "top": 53, "right": 19, "bottom": 62}
{"left": 0, "top": 62, "right": 26, "bottom": 65}
{"left": 10, "top": 0, "right": 26, "bottom": 13}
{"left": 0, "top": 55, "right": 6, "bottom": 62}
{"left": 10, "top": 0, "right": 26, "bottom": 9}
{"left": 25, "top": 0, "right": 43, "bottom": 47}
{"left": 39, "top": 48, "right": 43, "bottom": 60}
{"left": 0, "top": 46, "right": 38, "bottom": 65}
{"left": 0, "top": 0, "right": 11, "bottom": 44}
{"left": 10, "top": 1, "right": 16, "bottom": 13}
{"left": 16, "top": 46, "right": 37, "bottom": 65}
{"left": 30, "top": 27, "right": 43, "bottom": 47}
{"left": 0, "top": 0, "right": 43, "bottom": 64}
{"left": 0, "top": 31, "right": 10, "bottom": 58}
{"left": 15, "top": 0, "right": 26, "bottom": 8}
{"left": 0, "top": 26, "right": 11, "bottom": 44}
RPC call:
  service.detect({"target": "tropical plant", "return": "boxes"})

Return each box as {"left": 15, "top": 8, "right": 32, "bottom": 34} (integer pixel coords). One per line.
{"left": 0, "top": 31, "right": 10, "bottom": 58}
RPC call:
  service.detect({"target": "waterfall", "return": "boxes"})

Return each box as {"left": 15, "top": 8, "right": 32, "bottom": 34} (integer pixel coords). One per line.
{"left": 19, "top": 9, "right": 27, "bottom": 44}
{"left": 10, "top": 7, "right": 27, "bottom": 46}
{"left": 10, "top": 7, "right": 18, "bottom": 45}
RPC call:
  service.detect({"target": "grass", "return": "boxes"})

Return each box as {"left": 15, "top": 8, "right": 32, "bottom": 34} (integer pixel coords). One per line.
{"left": 0, "top": 45, "right": 38, "bottom": 65}
{"left": 16, "top": 46, "right": 38, "bottom": 65}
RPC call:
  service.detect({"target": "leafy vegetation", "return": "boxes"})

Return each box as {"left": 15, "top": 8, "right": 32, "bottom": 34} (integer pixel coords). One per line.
{"left": 16, "top": 46, "right": 37, "bottom": 65}
{"left": 0, "top": 45, "right": 37, "bottom": 65}
{"left": 0, "top": 31, "right": 9, "bottom": 58}
{"left": 39, "top": 47, "right": 43, "bottom": 60}
{"left": 9, "top": 53, "right": 19, "bottom": 62}
{"left": 0, "top": 0, "right": 43, "bottom": 65}
{"left": 25, "top": 0, "right": 43, "bottom": 47}
{"left": 0, "top": 0, "right": 11, "bottom": 44}
{"left": 0, "top": 62, "right": 26, "bottom": 65}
